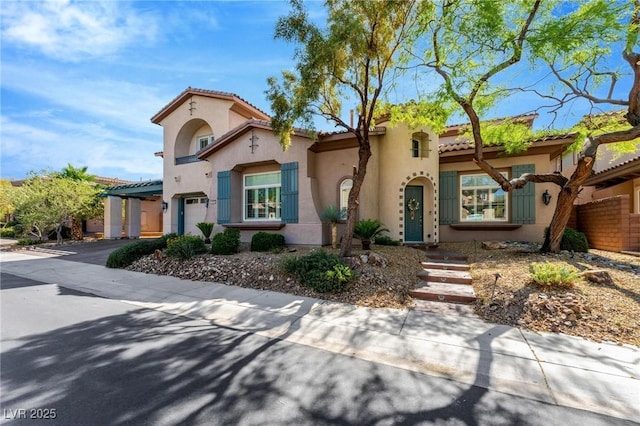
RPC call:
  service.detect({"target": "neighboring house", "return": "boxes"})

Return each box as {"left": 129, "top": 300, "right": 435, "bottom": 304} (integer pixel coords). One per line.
{"left": 150, "top": 87, "right": 578, "bottom": 247}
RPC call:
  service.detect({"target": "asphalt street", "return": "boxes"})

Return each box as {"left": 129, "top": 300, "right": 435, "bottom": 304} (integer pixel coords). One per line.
{"left": 1, "top": 272, "right": 631, "bottom": 426}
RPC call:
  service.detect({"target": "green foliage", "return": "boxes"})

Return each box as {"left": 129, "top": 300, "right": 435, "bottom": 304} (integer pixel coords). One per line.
{"left": 211, "top": 228, "right": 240, "bottom": 255}
{"left": 12, "top": 170, "right": 103, "bottom": 242}
{"left": 319, "top": 205, "right": 341, "bottom": 224}
{"left": 283, "top": 250, "right": 354, "bottom": 293}
{"left": 105, "top": 234, "right": 176, "bottom": 268}
{"left": 165, "top": 235, "right": 207, "bottom": 260}
{"left": 196, "top": 222, "right": 215, "bottom": 243}
{"left": 374, "top": 235, "right": 400, "bottom": 246}
{"left": 0, "top": 180, "right": 16, "bottom": 219}
{"left": 0, "top": 227, "right": 16, "bottom": 238}
{"left": 250, "top": 232, "right": 285, "bottom": 252}
{"left": 544, "top": 227, "right": 589, "bottom": 253}
{"left": 17, "top": 238, "right": 44, "bottom": 246}
{"left": 354, "top": 219, "right": 389, "bottom": 249}
{"left": 529, "top": 262, "right": 579, "bottom": 288}
{"left": 57, "top": 164, "right": 96, "bottom": 182}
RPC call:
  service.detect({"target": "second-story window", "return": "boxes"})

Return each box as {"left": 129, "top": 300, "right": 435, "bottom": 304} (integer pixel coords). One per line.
{"left": 197, "top": 134, "right": 215, "bottom": 151}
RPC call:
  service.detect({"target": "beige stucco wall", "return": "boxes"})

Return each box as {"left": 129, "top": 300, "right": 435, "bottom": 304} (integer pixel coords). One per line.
{"left": 439, "top": 153, "right": 557, "bottom": 243}
{"left": 377, "top": 122, "right": 439, "bottom": 243}
{"left": 203, "top": 127, "right": 321, "bottom": 245}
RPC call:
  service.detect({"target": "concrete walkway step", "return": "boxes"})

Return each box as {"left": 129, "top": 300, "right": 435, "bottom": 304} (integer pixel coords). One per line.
{"left": 421, "top": 261, "right": 470, "bottom": 271}
{"left": 409, "top": 282, "right": 477, "bottom": 304}
{"left": 412, "top": 299, "right": 478, "bottom": 317}
{"left": 417, "top": 269, "right": 472, "bottom": 285}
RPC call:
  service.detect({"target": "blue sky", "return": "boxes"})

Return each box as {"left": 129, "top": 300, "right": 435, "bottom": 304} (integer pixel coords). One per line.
{"left": 1, "top": 0, "right": 312, "bottom": 181}
{"left": 0, "top": 1, "right": 633, "bottom": 182}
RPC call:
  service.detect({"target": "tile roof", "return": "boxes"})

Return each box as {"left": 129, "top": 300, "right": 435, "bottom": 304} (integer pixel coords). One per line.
{"left": 438, "top": 133, "right": 576, "bottom": 153}
{"left": 150, "top": 87, "right": 270, "bottom": 124}
{"left": 104, "top": 179, "right": 163, "bottom": 191}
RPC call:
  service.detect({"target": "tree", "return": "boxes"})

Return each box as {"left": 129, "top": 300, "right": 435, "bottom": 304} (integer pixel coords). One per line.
{"left": 13, "top": 171, "right": 103, "bottom": 244}
{"left": 0, "top": 180, "right": 16, "bottom": 224}
{"left": 401, "top": 0, "right": 639, "bottom": 252}
{"left": 57, "top": 163, "right": 98, "bottom": 240}
{"left": 267, "top": 0, "right": 430, "bottom": 257}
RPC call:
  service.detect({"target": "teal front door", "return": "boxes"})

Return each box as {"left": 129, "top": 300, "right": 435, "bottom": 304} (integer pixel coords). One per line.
{"left": 405, "top": 185, "right": 423, "bottom": 242}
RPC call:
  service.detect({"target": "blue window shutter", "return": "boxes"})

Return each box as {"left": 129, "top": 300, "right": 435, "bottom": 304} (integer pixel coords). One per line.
{"left": 439, "top": 171, "right": 458, "bottom": 225}
{"left": 512, "top": 164, "right": 536, "bottom": 224}
{"left": 177, "top": 198, "right": 185, "bottom": 235}
{"left": 281, "top": 162, "right": 298, "bottom": 223}
{"left": 217, "top": 170, "right": 231, "bottom": 224}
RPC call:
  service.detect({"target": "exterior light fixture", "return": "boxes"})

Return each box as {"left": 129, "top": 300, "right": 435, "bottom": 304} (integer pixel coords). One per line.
{"left": 161, "top": 201, "right": 168, "bottom": 212}
{"left": 542, "top": 190, "right": 552, "bottom": 206}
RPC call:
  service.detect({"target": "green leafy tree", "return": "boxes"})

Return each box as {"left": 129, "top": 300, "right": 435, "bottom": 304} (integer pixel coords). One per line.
{"left": 400, "top": 0, "right": 639, "bottom": 252}
{"left": 13, "top": 171, "right": 103, "bottom": 244}
{"left": 267, "top": 0, "right": 431, "bottom": 257}
{"left": 0, "top": 180, "right": 16, "bottom": 224}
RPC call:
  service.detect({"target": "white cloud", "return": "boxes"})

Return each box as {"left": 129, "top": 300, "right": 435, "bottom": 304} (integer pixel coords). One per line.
{"left": 1, "top": 0, "right": 158, "bottom": 62}
{"left": 1, "top": 115, "right": 162, "bottom": 180}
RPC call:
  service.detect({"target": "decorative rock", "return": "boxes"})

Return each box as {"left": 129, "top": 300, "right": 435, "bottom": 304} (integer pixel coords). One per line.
{"left": 482, "top": 241, "right": 508, "bottom": 250}
{"left": 367, "top": 252, "right": 388, "bottom": 268}
{"left": 582, "top": 270, "right": 615, "bottom": 286}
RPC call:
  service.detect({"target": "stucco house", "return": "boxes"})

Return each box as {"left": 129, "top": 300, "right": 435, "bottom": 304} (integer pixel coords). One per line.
{"left": 147, "top": 87, "right": 581, "bottom": 247}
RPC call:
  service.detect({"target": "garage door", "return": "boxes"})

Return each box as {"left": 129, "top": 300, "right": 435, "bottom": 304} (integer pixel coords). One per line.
{"left": 184, "top": 197, "right": 208, "bottom": 236}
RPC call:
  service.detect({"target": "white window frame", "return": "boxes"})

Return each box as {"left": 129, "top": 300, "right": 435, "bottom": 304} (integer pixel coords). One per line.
{"left": 339, "top": 179, "right": 353, "bottom": 220}
{"left": 460, "top": 172, "right": 509, "bottom": 222}
{"left": 243, "top": 171, "right": 282, "bottom": 221}
{"left": 197, "top": 134, "right": 215, "bottom": 151}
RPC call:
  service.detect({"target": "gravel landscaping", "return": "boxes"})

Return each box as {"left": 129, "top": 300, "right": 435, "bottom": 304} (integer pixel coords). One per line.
{"left": 126, "top": 240, "right": 640, "bottom": 347}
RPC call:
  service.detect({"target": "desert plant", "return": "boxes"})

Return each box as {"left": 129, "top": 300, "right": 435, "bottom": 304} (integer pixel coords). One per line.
{"left": 283, "top": 250, "right": 354, "bottom": 293}
{"left": 320, "top": 204, "right": 341, "bottom": 249}
{"left": 251, "top": 232, "right": 285, "bottom": 252}
{"left": 17, "top": 238, "right": 44, "bottom": 246}
{"left": 165, "top": 235, "right": 207, "bottom": 260}
{"left": 353, "top": 219, "right": 389, "bottom": 250}
{"left": 211, "top": 228, "right": 240, "bottom": 255}
{"left": 529, "top": 262, "right": 579, "bottom": 288}
{"left": 196, "top": 222, "right": 215, "bottom": 244}
{"left": 543, "top": 227, "right": 589, "bottom": 253}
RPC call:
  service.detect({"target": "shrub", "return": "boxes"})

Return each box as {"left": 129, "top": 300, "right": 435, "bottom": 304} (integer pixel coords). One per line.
{"left": 354, "top": 219, "right": 389, "bottom": 250}
{"left": 106, "top": 234, "right": 176, "bottom": 268}
{"left": 283, "top": 250, "right": 354, "bottom": 293}
{"left": 0, "top": 227, "right": 16, "bottom": 238}
{"left": 165, "top": 235, "right": 207, "bottom": 260}
{"left": 17, "top": 238, "right": 44, "bottom": 246}
{"left": 211, "top": 228, "right": 240, "bottom": 255}
{"left": 196, "top": 222, "right": 214, "bottom": 244}
{"left": 529, "top": 262, "right": 579, "bottom": 288}
{"left": 544, "top": 227, "right": 589, "bottom": 253}
{"left": 374, "top": 235, "right": 400, "bottom": 246}
{"left": 251, "top": 232, "right": 285, "bottom": 252}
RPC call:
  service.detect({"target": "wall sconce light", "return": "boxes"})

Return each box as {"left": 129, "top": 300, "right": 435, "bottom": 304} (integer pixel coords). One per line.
{"left": 174, "top": 175, "right": 181, "bottom": 182}
{"left": 542, "top": 189, "right": 552, "bottom": 205}
{"left": 161, "top": 201, "right": 168, "bottom": 212}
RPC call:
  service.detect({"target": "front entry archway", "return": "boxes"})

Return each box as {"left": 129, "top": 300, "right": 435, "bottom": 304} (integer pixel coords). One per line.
{"left": 405, "top": 185, "right": 423, "bottom": 242}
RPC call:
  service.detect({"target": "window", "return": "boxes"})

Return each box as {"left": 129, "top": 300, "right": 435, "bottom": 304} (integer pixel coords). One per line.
{"left": 460, "top": 173, "right": 508, "bottom": 221}
{"left": 339, "top": 179, "right": 353, "bottom": 220}
{"left": 244, "top": 172, "right": 281, "bottom": 220}
{"left": 411, "top": 131, "right": 430, "bottom": 158}
{"left": 197, "top": 134, "right": 215, "bottom": 151}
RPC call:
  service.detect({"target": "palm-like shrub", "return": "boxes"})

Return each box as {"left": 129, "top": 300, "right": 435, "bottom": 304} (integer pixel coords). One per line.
{"left": 320, "top": 204, "right": 341, "bottom": 249}
{"left": 353, "top": 219, "right": 389, "bottom": 250}
{"left": 196, "top": 222, "right": 215, "bottom": 244}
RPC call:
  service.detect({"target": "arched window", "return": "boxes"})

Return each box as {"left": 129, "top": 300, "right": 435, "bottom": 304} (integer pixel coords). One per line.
{"left": 339, "top": 179, "right": 353, "bottom": 220}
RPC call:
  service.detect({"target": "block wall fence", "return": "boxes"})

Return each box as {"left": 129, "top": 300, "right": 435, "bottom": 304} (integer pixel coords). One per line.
{"left": 571, "top": 195, "right": 639, "bottom": 252}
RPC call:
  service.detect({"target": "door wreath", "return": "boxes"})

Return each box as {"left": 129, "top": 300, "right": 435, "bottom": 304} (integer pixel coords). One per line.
{"left": 407, "top": 197, "right": 420, "bottom": 220}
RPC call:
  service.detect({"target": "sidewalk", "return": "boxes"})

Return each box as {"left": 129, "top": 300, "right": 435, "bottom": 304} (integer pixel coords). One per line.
{"left": 1, "top": 250, "right": 638, "bottom": 422}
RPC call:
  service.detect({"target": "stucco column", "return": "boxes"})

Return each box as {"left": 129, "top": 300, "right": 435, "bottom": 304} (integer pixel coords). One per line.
{"left": 104, "top": 196, "right": 122, "bottom": 239}
{"left": 125, "top": 198, "right": 141, "bottom": 239}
